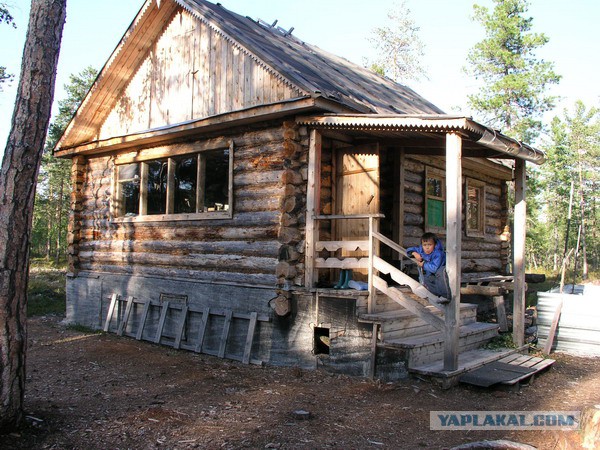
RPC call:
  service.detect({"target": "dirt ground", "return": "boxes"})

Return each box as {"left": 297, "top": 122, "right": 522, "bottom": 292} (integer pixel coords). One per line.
{"left": 1, "top": 315, "right": 598, "bottom": 450}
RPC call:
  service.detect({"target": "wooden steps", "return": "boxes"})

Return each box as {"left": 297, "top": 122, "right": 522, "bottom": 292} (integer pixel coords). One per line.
{"left": 360, "top": 302, "right": 477, "bottom": 341}
{"left": 382, "top": 322, "right": 500, "bottom": 368}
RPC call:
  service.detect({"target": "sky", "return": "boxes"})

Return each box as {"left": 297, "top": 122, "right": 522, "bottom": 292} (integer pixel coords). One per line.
{"left": 1, "top": 0, "right": 599, "bottom": 156}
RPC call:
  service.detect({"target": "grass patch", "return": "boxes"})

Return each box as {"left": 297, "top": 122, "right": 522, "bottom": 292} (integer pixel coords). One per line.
{"left": 27, "top": 259, "right": 67, "bottom": 317}
{"left": 482, "top": 333, "right": 518, "bottom": 350}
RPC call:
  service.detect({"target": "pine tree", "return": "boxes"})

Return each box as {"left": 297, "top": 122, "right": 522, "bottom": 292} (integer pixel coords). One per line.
{"left": 538, "top": 101, "right": 600, "bottom": 274}
{"left": 0, "top": 3, "right": 17, "bottom": 91}
{"left": 366, "top": 0, "right": 427, "bottom": 83}
{"left": 465, "top": 0, "right": 560, "bottom": 143}
{"left": 0, "top": 0, "right": 66, "bottom": 432}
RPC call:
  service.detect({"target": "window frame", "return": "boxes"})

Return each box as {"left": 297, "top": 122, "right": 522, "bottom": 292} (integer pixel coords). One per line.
{"left": 111, "top": 141, "right": 234, "bottom": 223}
{"left": 424, "top": 166, "right": 446, "bottom": 234}
{"left": 465, "top": 177, "right": 486, "bottom": 237}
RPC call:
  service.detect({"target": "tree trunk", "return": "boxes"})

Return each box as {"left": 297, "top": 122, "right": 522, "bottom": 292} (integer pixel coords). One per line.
{"left": 0, "top": 0, "right": 66, "bottom": 433}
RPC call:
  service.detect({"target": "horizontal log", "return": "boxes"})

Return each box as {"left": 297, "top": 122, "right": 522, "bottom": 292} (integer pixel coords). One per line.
{"left": 404, "top": 225, "right": 424, "bottom": 238}
{"left": 403, "top": 212, "right": 423, "bottom": 226}
{"left": 461, "top": 258, "right": 503, "bottom": 272}
{"left": 403, "top": 170, "right": 422, "bottom": 184}
{"left": 235, "top": 196, "right": 280, "bottom": 212}
{"left": 79, "top": 251, "right": 278, "bottom": 272}
{"left": 79, "top": 239, "right": 282, "bottom": 257}
{"left": 78, "top": 263, "right": 278, "bottom": 287}
{"left": 461, "top": 251, "right": 501, "bottom": 260}
{"left": 403, "top": 180, "right": 423, "bottom": 194}
{"left": 404, "top": 203, "right": 421, "bottom": 215}
{"left": 461, "top": 240, "right": 502, "bottom": 252}
{"left": 460, "top": 285, "right": 506, "bottom": 296}
{"left": 404, "top": 192, "right": 422, "bottom": 205}
{"left": 235, "top": 170, "right": 283, "bottom": 187}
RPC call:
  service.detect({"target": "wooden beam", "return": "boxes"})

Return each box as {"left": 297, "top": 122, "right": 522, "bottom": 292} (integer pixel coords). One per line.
{"left": 444, "top": 132, "right": 462, "bottom": 372}
{"left": 55, "top": 97, "right": 320, "bottom": 157}
{"left": 305, "top": 129, "right": 322, "bottom": 288}
{"left": 513, "top": 159, "right": 527, "bottom": 346}
{"left": 460, "top": 285, "right": 506, "bottom": 296}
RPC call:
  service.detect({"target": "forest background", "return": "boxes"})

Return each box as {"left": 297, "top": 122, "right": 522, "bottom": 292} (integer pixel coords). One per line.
{"left": 1, "top": 0, "right": 598, "bottom": 280}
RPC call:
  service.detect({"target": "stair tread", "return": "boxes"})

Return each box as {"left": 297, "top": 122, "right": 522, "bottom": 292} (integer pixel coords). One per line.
{"left": 383, "top": 322, "right": 499, "bottom": 347}
{"left": 359, "top": 302, "right": 477, "bottom": 322}
{"left": 408, "top": 347, "right": 527, "bottom": 378}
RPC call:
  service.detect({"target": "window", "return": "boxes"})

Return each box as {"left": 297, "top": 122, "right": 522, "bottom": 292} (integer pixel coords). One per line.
{"left": 466, "top": 178, "right": 486, "bottom": 236}
{"left": 425, "top": 167, "right": 445, "bottom": 231}
{"left": 114, "top": 143, "right": 233, "bottom": 221}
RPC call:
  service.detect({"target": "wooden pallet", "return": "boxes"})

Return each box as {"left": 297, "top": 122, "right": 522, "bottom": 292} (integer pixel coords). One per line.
{"left": 459, "top": 353, "right": 555, "bottom": 387}
{"left": 103, "top": 294, "right": 270, "bottom": 365}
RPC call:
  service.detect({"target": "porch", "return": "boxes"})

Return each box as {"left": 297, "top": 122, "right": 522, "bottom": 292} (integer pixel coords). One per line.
{"left": 298, "top": 114, "right": 545, "bottom": 380}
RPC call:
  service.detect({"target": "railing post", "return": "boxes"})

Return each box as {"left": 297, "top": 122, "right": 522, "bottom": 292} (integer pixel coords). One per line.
{"left": 305, "top": 129, "right": 322, "bottom": 288}
{"left": 368, "top": 216, "right": 378, "bottom": 314}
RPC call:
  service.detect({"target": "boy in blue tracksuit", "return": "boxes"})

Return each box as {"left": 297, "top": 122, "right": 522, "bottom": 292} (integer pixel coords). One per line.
{"left": 406, "top": 232, "right": 450, "bottom": 301}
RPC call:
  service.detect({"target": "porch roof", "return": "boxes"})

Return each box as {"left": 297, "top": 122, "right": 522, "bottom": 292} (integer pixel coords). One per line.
{"left": 296, "top": 114, "right": 545, "bottom": 165}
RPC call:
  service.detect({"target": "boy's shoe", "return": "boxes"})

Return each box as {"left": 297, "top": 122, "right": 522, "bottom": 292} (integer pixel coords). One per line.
{"left": 437, "top": 297, "right": 451, "bottom": 305}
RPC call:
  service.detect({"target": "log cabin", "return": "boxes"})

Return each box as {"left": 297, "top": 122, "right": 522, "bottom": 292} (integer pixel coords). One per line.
{"left": 55, "top": 0, "right": 545, "bottom": 384}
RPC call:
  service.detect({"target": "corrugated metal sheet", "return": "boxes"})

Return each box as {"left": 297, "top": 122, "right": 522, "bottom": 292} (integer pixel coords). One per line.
{"left": 537, "top": 285, "right": 600, "bottom": 356}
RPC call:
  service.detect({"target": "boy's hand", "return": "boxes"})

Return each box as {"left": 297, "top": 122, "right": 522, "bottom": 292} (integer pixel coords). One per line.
{"left": 412, "top": 253, "right": 423, "bottom": 262}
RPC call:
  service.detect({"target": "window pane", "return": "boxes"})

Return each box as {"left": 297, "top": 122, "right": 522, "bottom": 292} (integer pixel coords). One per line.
{"left": 467, "top": 186, "right": 481, "bottom": 231}
{"left": 146, "top": 160, "right": 168, "bottom": 215}
{"left": 204, "top": 149, "right": 229, "bottom": 211}
{"left": 427, "top": 177, "right": 443, "bottom": 198}
{"left": 427, "top": 198, "right": 445, "bottom": 228}
{"left": 118, "top": 163, "right": 139, "bottom": 181}
{"left": 117, "top": 164, "right": 140, "bottom": 216}
{"left": 119, "top": 180, "right": 140, "bottom": 216}
{"left": 174, "top": 155, "right": 197, "bottom": 214}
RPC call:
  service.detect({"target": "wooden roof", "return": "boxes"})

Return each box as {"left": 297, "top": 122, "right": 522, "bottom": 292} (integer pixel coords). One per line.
{"left": 55, "top": 0, "right": 444, "bottom": 154}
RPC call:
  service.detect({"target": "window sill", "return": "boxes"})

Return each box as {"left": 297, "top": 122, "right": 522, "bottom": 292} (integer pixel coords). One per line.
{"left": 111, "top": 210, "right": 232, "bottom": 223}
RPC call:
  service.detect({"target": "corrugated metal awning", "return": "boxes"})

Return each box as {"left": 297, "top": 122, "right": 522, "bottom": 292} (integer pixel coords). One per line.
{"left": 296, "top": 114, "right": 546, "bottom": 165}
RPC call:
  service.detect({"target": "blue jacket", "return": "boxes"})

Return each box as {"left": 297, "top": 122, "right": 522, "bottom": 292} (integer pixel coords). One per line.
{"left": 406, "top": 240, "right": 446, "bottom": 275}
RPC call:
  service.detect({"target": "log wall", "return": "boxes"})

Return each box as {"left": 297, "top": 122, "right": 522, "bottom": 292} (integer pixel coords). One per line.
{"left": 71, "top": 121, "right": 307, "bottom": 290}
{"left": 99, "top": 8, "right": 302, "bottom": 140}
{"left": 402, "top": 155, "right": 509, "bottom": 275}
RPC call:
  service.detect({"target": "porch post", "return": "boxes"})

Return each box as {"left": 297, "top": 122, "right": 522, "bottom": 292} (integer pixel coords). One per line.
{"left": 513, "top": 159, "right": 526, "bottom": 346}
{"left": 305, "top": 129, "right": 322, "bottom": 288}
{"left": 444, "top": 132, "right": 462, "bottom": 372}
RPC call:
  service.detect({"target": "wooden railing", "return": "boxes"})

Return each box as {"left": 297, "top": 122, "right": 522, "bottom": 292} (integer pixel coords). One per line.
{"left": 310, "top": 215, "right": 446, "bottom": 322}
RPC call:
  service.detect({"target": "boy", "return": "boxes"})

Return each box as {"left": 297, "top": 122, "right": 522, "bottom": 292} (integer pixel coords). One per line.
{"left": 406, "top": 232, "right": 450, "bottom": 301}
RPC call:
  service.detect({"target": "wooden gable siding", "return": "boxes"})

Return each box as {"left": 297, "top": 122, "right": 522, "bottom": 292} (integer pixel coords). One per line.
{"left": 73, "top": 124, "right": 306, "bottom": 288}
{"left": 99, "top": 9, "right": 303, "bottom": 141}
